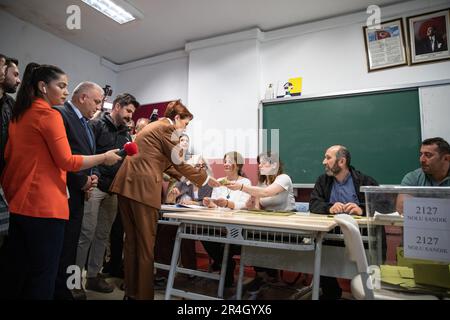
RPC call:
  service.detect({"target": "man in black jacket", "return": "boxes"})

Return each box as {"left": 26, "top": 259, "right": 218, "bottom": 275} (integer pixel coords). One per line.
{"left": 0, "top": 57, "right": 20, "bottom": 176}
{"left": 76, "top": 93, "right": 139, "bottom": 293}
{"left": 0, "top": 56, "right": 20, "bottom": 247}
{"left": 309, "top": 145, "right": 378, "bottom": 299}
{"left": 53, "top": 81, "right": 104, "bottom": 300}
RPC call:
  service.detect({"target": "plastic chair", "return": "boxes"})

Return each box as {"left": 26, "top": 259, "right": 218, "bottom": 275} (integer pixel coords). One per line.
{"left": 334, "top": 214, "right": 438, "bottom": 300}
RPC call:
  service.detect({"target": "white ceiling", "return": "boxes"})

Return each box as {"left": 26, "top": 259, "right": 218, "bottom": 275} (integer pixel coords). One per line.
{"left": 1, "top": 0, "right": 410, "bottom": 64}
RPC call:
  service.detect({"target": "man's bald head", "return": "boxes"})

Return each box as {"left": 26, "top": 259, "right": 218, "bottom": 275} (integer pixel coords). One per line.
{"left": 72, "top": 81, "right": 103, "bottom": 98}
{"left": 71, "top": 81, "right": 104, "bottom": 119}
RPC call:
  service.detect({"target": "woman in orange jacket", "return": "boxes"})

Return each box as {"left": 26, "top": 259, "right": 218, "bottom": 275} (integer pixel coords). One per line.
{"left": 0, "top": 64, "right": 121, "bottom": 299}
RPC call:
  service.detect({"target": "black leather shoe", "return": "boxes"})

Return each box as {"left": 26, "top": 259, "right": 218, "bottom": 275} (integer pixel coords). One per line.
{"left": 85, "top": 276, "right": 114, "bottom": 293}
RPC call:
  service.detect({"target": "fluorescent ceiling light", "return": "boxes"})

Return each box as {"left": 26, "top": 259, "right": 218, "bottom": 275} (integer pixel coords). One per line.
{"left": 81, "top": 0, "right": 142, "bottom": 24}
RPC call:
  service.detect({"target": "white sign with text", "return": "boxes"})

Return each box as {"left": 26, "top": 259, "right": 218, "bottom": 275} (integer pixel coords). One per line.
{"left": 404, "top": 197, "right": 450, "bottom": 262}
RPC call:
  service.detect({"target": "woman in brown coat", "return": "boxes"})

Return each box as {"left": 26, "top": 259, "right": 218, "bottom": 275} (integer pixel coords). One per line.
{"left": 110, "top": 100, "right": 219, "bottom": 300}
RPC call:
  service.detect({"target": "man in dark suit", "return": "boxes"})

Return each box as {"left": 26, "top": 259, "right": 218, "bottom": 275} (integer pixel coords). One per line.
{"left": 417, "top": 25, "right": 447, "bottom": 55}
{"left": 53, "top": 81, "right": 104, "bottom": 300}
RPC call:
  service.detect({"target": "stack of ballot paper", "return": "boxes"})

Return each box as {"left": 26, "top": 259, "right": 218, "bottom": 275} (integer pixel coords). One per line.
{"left": 380, "top": 265, "right": 416, "bottom": 288}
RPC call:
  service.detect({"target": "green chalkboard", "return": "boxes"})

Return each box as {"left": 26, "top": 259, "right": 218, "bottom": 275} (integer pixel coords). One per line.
{"left": 262, "top": 89, "right": 421, "bottom": 185}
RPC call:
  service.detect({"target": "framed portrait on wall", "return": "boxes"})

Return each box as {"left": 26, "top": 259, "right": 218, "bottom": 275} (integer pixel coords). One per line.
{"left": 363, "top": 18, "right": 408, "bottom": 72}
{"left": 407, "top": 9, "right": 450, "bottom": 65}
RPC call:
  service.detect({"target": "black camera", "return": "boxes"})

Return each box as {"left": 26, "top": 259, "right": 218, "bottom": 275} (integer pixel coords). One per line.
{"left": 103, "top": 85, "right": 113, "bottom": 97}
{"left": 149, "top": 108, "right": 159, "bottom": 122}
{"left": 100, "top": 85, "right": 113, "bottom": 111}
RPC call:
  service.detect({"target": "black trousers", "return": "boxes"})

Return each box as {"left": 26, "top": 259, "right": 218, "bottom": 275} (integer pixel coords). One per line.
{"left": 54, "top": 190, "right": 84, "bottom": 299}
{"left": 0, "top": 213, "right": 65, "bottom": 299}
{"left": 201, "top": 242, "right": 241, "bottom": 287}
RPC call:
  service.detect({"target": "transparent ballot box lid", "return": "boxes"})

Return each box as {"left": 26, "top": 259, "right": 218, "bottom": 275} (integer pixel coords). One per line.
{"left": 360, "top": 186, "right": 450, "bottom": 298}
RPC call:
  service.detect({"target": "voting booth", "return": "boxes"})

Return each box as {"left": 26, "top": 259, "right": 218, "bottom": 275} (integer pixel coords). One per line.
{"left": 361, "top": 186, "right": 450, "bottom": 298}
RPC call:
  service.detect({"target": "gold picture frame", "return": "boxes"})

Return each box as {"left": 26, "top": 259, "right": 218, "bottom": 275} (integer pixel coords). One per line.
{"left": 407, "top": 9, "right": 450, "bottom": 65}
{"left": 363, "top": 18, "right": 408, "bottom": 72}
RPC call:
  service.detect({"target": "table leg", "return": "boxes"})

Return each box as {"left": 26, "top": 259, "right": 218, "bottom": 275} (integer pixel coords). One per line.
{"left": 218, "top": 243, "right": 230, "bottom": 298}
{"left": 312, "top": 232, "right": 324, "bottom": 300}
{"left": 164, "top": 225, "right": 182, "bottom": 300}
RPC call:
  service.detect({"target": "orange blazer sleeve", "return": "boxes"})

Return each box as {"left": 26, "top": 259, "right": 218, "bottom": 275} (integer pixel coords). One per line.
{"left": 40, "top": 109, "right": 83, "bottom": 172}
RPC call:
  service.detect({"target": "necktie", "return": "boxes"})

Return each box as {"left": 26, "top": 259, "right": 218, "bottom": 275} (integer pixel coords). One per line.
{"left": 80, "top": 117, "right": 94, "bottom": 149}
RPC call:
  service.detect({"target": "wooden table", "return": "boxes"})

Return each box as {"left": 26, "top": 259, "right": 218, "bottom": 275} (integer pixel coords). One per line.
{"left": 162, "top": 208, "right": 337, "bottom": 300}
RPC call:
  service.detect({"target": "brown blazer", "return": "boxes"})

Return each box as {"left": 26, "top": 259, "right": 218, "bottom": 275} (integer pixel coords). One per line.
{"left": 109, "top": 118, "right": 207, "bottom": 209}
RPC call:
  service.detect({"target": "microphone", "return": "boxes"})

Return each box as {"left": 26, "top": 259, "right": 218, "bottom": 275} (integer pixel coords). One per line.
{"left": 117, "top": 142, "right": 139, "bottom": 157}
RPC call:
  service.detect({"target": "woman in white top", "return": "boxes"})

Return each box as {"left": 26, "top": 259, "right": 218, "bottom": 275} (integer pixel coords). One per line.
{"left": 227, "top": 152, "right": 295, "bottom": 211}
{"left": 202, "top": 151, "right": 250, "bottom": 288}
{"left": 226, "top": 152, "right": 295, "bottom": 292}
{"left": 203, "top": 151, "right": 251, "bottom": 209}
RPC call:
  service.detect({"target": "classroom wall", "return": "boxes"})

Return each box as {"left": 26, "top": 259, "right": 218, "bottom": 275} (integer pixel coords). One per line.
{"left": 260, "top": 0, "right": 450, "bottom": 97}
{"left": 3, "top": 0, "right": 449, "bottom": 163}
{"left": 116, "top": 52, "right": 189, "bottom": 105}
{"left": 0, "top": 10, "right": 117, "bottom": 94}
{"left": 113, "top": 0, "right": 450, "bottom": 161}
{"left": 186, "top": 38, "right": 261, "bottom": 161}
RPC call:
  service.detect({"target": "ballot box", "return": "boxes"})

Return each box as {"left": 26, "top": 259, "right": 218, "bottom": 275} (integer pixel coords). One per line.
{"left": 361, "top": 186, "right": 450, "bottom": 299}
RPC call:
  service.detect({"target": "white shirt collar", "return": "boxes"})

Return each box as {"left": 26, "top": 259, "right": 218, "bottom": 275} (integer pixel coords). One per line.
{"left": 68, "top": 100, "right": 83, "bottom": 120}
